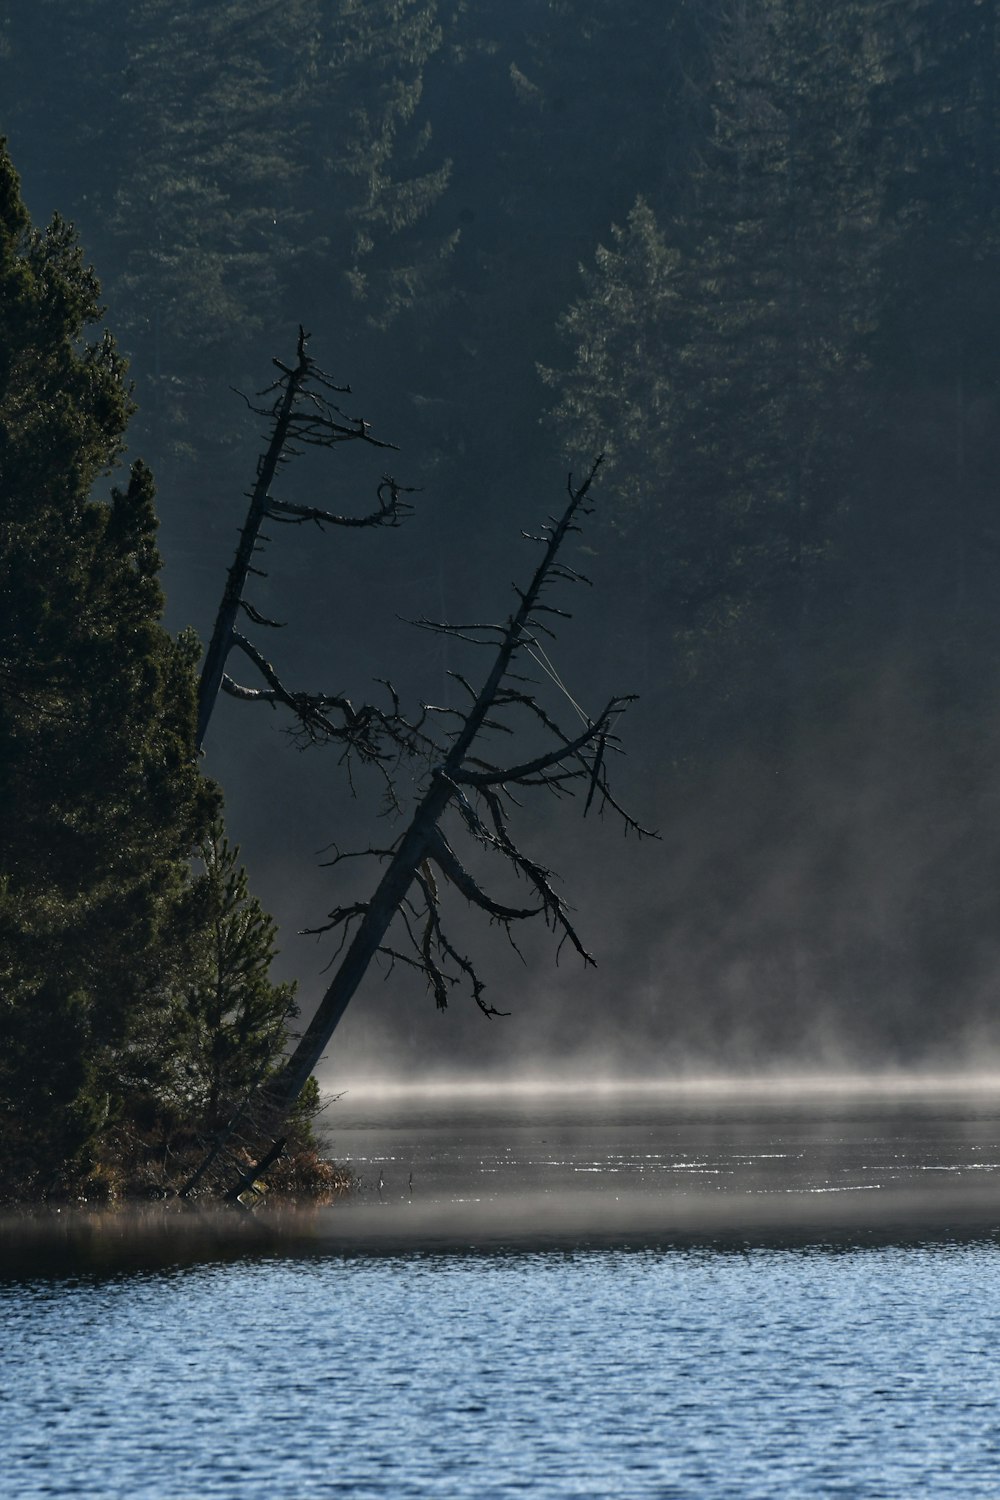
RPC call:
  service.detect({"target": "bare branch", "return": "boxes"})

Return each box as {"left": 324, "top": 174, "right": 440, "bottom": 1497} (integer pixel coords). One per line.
{"left": 301, "top": 902, "right": 369, "bottom": 939}
{"left": 318, "top": 844, "right": 396, "bottom": 870}
{"left": 480, "top": 789, "right": 595, "bottom": 967}
{"left": 426, "top": 826, "right": 542, "bottom": 920}
{"left": 265, "top": 475, "right": 416, "bottom": 530}
{"left": 240, "top": 600, "right": 286, "bottom": 629}
{"left": 583, "top": 733, "right": 606, "bottom": 817}
{"left": 450, "top": 698, "right": 630, "bottom": 788}
{"left": 221, "top": 674, "right": 277, "bottom": 704}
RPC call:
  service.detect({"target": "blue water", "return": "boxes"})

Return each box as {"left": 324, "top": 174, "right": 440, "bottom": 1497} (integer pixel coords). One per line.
{"left": 3, "top": 1244, "right": 1000, "bottom": 1497}
{"left": 4, "top": 1089, "right": 1000, "bottom": 1497}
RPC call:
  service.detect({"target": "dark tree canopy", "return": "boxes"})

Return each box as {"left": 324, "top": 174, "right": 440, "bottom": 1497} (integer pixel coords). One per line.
{"left": 0, "top": 143, "right": 300, "bottom": 1198}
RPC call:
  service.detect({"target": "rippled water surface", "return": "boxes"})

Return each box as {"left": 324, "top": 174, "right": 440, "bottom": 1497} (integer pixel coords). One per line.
{"left": 4, "top": 1088, "right": 1000, "bottom": 1497}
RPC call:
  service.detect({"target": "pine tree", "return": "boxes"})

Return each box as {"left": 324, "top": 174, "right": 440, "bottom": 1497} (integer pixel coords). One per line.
{"left": 0, "top": 0, "right": 456, "bottom": 404}
{"left": 173, "top": 824, "right": 297, "bottom": 1136}
{"left": 544, "top": 1, "right": 888, "bottom": 730}
{"left": 316, "top": 0, "right": 457, "bottom": 332}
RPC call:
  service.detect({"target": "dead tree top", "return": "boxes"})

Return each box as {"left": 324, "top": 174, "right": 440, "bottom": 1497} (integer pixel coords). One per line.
{"left": 196, "top": 327, "right": 417, "bottom": 755}
{"left": 296, "top": 456, "right": 657, "bottom": 1031}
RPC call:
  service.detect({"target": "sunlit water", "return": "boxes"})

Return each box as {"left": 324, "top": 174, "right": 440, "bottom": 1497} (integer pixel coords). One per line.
{"left": 4, "top": 1087, "right": 1000, "bottom": 1497}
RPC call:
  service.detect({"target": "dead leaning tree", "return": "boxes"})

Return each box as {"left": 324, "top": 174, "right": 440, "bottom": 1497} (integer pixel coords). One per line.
{"left": 179, "top": 328, "right": 426, "bottom": 1199}
{"left": 184, "top": 451, "right": 657, "bottom": 1203}
{"left": 195, "top": 325, "right": 415, "bottom": 755}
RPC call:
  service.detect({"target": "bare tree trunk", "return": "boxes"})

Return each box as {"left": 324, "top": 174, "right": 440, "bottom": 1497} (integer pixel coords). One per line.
{"left": 194, "top": 328, "right": 405, "bottom": 754}
{"left": 265, "top": 777, "right": 455, "bottom": 1115}
{"left": 196, "top": 337, "right": 308, "bottom": 751}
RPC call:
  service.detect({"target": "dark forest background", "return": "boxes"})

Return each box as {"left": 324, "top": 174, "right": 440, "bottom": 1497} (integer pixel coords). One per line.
{"left": 4, "top": 0, "right": 1000, "bottom": 1083}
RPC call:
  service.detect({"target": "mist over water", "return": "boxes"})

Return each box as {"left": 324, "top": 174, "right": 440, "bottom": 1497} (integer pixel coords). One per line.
{"left": 281, "top": 1078, "right": 1000, "bottom": 1252}
{"left": 5, "top": 1081, "right": 1000, "bottom": 1264}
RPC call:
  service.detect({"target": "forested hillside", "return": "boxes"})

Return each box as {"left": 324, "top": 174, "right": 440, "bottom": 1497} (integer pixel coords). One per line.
{"left": 3, "top": 0, "right": 1000, "bottom": 1077}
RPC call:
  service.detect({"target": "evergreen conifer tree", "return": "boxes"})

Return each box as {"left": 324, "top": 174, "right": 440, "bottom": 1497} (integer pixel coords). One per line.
{"left": 172, "top": 823, "right": 297, "bottom": 1136}
{"left": 0, "top": 140, "right": 216, "bottom": 1193}
{"left": 545, "top": 1, "right": 888, "bottom": 728}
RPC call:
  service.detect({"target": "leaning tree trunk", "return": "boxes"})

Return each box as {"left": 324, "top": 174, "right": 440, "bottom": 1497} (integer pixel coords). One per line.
{"left": 195, "top": 327, "right": 404, "bottom": 754}
{"left": 195, "top": 340, "right": 307, "bottom": 751}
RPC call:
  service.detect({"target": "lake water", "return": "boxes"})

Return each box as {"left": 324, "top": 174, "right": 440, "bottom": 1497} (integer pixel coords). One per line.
{"left": 4, "top": 1084, "right": 1000, "bottom": 1497}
